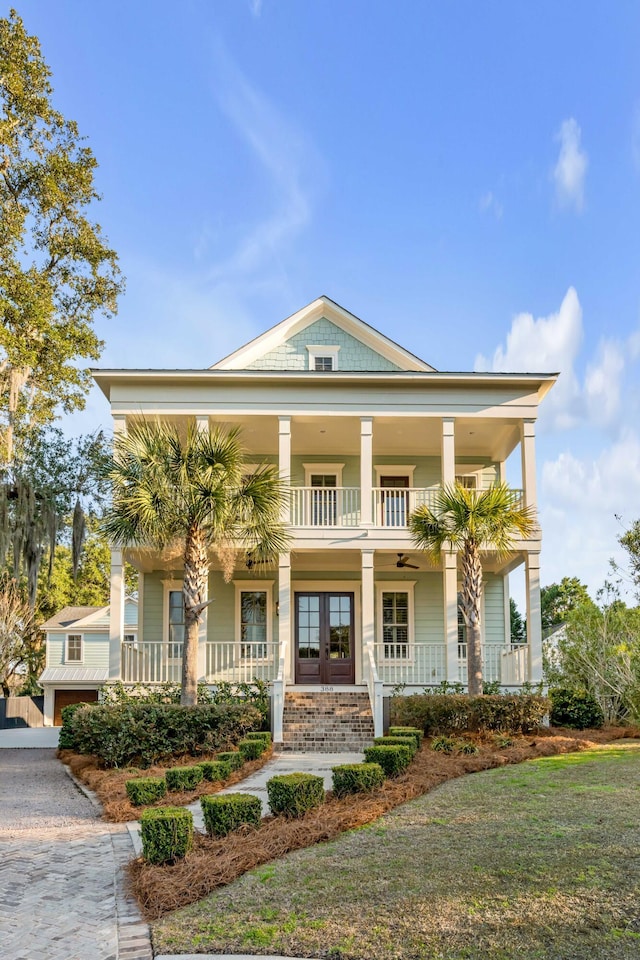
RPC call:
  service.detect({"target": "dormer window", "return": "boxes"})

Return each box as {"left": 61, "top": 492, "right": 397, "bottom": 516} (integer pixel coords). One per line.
{"left": 307, "top": 345, "right": 340, "bottom": 371}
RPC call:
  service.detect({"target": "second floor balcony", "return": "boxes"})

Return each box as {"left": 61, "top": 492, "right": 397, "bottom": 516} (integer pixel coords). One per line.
{"left": 289, "top": 485, "right": 525, "bottom": 529}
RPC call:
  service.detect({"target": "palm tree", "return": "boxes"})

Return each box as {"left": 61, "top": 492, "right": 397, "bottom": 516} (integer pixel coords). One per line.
{"left": 410, "top": 483, "right": 536, "bottom": 696}
{"left": 101, "top": 421, "right": 290, "bottom": 705}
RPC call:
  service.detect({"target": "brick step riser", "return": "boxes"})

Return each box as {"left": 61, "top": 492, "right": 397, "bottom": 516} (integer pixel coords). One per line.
{"left": 281, "top": 690, "right": 374, "bottom": 750}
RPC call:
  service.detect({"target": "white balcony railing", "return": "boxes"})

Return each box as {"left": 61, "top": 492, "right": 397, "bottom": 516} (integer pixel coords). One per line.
{"left": 371, "top": 487, "right": 440, "bottom": 527}
{"left": 290, "top": 487, "right": 360, "bottom": 527}
{"left": 371, "top": 642, "right": 529, "bottom": 687}
{"left": 121, "top": 641, "right": 280, "bottom": 685}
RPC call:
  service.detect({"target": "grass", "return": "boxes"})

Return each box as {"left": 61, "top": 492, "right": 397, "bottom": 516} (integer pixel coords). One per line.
{"left": 152, "top": 741, "right": 640, "bottom": 960}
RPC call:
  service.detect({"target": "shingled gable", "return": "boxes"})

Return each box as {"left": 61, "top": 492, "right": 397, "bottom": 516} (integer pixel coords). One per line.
{"left": 210, "top": 295, "right": 435, "bottom": 372}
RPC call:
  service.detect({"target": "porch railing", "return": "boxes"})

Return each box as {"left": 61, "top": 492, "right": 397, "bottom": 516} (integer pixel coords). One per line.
{"left": 290, "top": 487, "right": 360, "bottom": 527}
{"left": 121, "top": 640, "right": 280, "bottom": 685}
{"left": 371, "top": 488, "right": 440, "bottom": 528}
{"left": 371, "top": 642, "right": 529, "bottom": 686}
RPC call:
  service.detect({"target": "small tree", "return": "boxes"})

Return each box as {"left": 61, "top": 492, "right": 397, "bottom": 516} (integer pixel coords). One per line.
{"left": 509, "top": 597, "right": 526, "bottom": 643}
{"left": 101, "top": 422, "right": 290, "bottom": 705}
{"left": 410, "top": 483, "right": 535, "bottom": 695}
{"left": 0, "top": 576, "right": 40, "bottom": 695}
{"left": 541, "top": 576, "right": 592, "bottom": 629}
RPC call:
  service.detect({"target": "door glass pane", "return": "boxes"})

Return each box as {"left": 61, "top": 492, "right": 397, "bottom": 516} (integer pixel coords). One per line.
{"left": 328, "top": 595, "right": 351, "bottom": 659}
{"left": 380, "top": 478, "right": 409, "bottom": 527}
{"left": 311, "top": 475, "right": 337, "bottom": 526}
{"left": 297, "top": 596, "right": 320, "bottom": 658}
{"left": 168, "top": 591, "right": 184, "bottom": 658}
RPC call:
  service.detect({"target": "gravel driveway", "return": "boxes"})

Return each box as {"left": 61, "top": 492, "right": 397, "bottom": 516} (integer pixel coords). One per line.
{"left": 0, "top": 749, "right": 151, "bottom": 960}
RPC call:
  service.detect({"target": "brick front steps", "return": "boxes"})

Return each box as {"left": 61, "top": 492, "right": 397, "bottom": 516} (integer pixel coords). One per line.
{"left": 280, "top": 690, "right": 375, "bottom": 752}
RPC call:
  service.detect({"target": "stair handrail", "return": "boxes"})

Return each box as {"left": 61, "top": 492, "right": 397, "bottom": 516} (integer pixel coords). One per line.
{"left": 366, "top": 642, "right": 384, "bottom": 737}
{"left": 272, "top": 638, "right": 288, "bottom": 744}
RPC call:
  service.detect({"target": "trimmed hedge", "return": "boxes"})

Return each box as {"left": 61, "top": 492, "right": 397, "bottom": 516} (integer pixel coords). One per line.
{"left": 201, "top": 793, "right": 262, "bottom": 837}
{"left": 125, "top": 776, "right": 167, "bottom": 806}
{"left": 373, "top": 735, "right": 417, "bottom": 757}
{"left": 550, "top": 688, "right": 604, "bottom": 730}
{"left": 267, "top": 772, "right": 325, "bottom": 818}
{"left": 388, "top": 726, "right": 423, "bottom": 748}
{"left": 67, "top": 701, "right": 262, "bottom": 767}
{"left": 238, "top": 738, "right": 266, "bottom": 761}
{"left": 244, "top": 731, "right": 272, "bottom": 746}
{"left": 217, "top": 751, "right": 244, "bottom": 771}
{"left": 140, "top": 806, "right": 193, "bottom": 864}
{"left": 332, "top": 763, "right": 385, "bottom": 797}
{"left": 198, "top": 760, "right": 232, "bottom": 782}
{"left": 363, "top": 744, "right": 412, "bottom": 778}
{"left": 390, "top": 693, "right": 549, "bottom": 736}
{"left": 165, "top": 765, "right": 204, "bottom": 792}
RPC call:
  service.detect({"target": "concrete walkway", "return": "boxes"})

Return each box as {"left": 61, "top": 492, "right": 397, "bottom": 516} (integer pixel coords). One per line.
{"left": 0, "top": 726, "right": 61, "bottom": 748}
{"left": 128, "top": 750, "right": 364, "bottom": 855}
{"left": 0, "top": 748, "right": 152, "bottom": 960}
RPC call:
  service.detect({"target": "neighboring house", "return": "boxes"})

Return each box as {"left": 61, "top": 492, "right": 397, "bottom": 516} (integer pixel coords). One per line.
{"left": 40, "top": 599, "right": 137, "bottom": 725}
{"left": 69, "top": 295, "right": 554, "bottom": 746}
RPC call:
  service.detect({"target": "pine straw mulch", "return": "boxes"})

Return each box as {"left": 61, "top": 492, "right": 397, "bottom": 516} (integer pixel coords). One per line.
{"left": 58, "top": 747, "right": 274, "bottom": 823}
{"left": 129, "top": 724, "right": 640, "bottom": 921}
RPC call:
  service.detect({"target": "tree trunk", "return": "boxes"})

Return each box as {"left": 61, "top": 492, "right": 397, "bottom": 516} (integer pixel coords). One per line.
{"left": 460, "top": 540, "right": 484, "bottom": 696}
{"left": 181, "top": 524, "right": 209, "bottom": 706}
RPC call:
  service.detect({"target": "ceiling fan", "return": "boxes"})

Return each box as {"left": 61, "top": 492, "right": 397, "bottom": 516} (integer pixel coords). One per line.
{"left": 245, "top": 553, "right": 270, "bottom": 570}
{"left": 394, "top": 553, "right": 419, "bottom": 570}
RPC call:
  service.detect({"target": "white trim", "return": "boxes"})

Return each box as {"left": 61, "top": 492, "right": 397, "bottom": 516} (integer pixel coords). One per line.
{"left": 376, "top": 581, "right": 416, "bottom": 663}
{"left": 65, "top": 633, "right": 84, "bottom": 665}
{"left": 233, "top": 580, "right": 274, "bottom": 661}
{"left": 374, "top": 464, "right": 416, "bottom": 484}
{"left": 307, "top": 345, "right": 340, "bottom": 371}
{"left": 455, "top": 463, "right": 484, "bottom": 488}
{"left": 303, "top": 462, "right": 345, "bottom": 486}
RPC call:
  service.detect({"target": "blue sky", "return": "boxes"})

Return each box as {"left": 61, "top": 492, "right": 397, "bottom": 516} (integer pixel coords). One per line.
{"left": 19, "top": 0, "right": 640, "bottom": 599}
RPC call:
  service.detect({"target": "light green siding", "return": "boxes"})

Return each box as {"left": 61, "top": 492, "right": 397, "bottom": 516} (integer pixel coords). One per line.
{"left": 142, "top": 572, "right": 165, "bottom": 641}
{"left": 46, "top": 631, "right": 109, "bottom": 668}
{"left": 374, "top": 572, "right": 443, "bottom": 643}
{"left": 245, "top": 317, "right": 402, "bottom": 371}
{"left": 483, "top": 574, "right": 506, "bottom": 644}
{"left": 290, "top": 455, "right": 360, "bottom": 486}
{"left": 207, "top": 572, "right": 277, "bottom": 643}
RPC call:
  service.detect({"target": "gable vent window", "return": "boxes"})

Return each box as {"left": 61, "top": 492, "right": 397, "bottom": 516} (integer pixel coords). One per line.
{"left": 314, "top": 356, "right": 334, "bottom": 371}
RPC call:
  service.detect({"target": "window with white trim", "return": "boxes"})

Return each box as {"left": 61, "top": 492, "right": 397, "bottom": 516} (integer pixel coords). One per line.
{"left": 167, "top": 590, "right": 185, "bottom": 659}
{"left": 307, "top": 345, "right": 340, "bottom": 371}
{"left": 66, "top": 634, "right": 83, "bottom": 663}
{"left": 376, "top": 582, "right": 415, "bottom": 661}
{"left": 455, "top": 474, "right": 477, "bottom": 489}
{"left": 234, "top": 581, "right": 274, "bottom": 660}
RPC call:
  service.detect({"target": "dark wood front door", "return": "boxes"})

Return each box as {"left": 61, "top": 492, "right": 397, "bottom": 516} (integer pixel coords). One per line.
{"left": 295, "top": 592, "right": 355, "bottom": 684}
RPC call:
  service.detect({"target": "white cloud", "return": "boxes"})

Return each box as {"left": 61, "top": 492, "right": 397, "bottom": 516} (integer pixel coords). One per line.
{"left": 553, "top": 118, "right": 588, "bottom": 212}
{"left": 540, "top": 432, "right": 640, "bottom": 598}
{"left": 478, "top": 191, "right": 503, "bottom": 220}
{"left": 249, "top": 0, "right": 263, "bottom": 15}
{"left": 475, "top": 286, "right": 584, "bottom": 430}
{"left": 583, "top": 340, "right": 625, "bottom": 427}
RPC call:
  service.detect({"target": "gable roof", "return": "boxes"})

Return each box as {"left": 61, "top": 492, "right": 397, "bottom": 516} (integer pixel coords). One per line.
{"left": 41, "top": 598, "right": 138, "bottom": 632}
{"left": 40, "top": 606, "right": 102, "bottom": 630}
{"left": 211, "top": 296, "right": 435, "bottom": 372}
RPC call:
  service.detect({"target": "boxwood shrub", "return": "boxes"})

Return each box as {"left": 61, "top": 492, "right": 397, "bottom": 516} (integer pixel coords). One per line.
{"left": 238, "top": 738, "right": 266, "bottom": 761}
{"left": 388, "top": 726, "right": 423, "bottom": 748}
{"left": 390, "top": 693, "right": 549, "bottom": 736}
{"left": 331, "top": 762, "right": 385, "bottom": 797}
{"left": 244, "top": 731, "right": 272, "bottom": 746}
{"left": 201, "top": 793, "right": 263, "bottom": 837}
{"left": 217, "top": 750, "right": 244, "bottom": 771}
{"left": 267, "top": 772, "right": 325, "bottom": 818}
{"left": 373, "top": 735, "right": 417, "bottom": 756}
{"left": 363, "top": 744, "right": 412, "bottom": 778}
{"left": 550, "top": 687, "right": 604, "bottom": 729}
{"left": 140, "top": 806, "right": 193, "bottom": 864}
{"left": 165, "top": 765, "right": 204, "bottom": 792}
{"left": 67, "top": 701, "right": 262, "bottom": 767}
{"left": 198, "top": 760, "right": 231, "bottom": 782}
{"left": 125, "top": 776, "right": 167, "bottom": 806}
{"left": 58, "top": 702, "right": 90, "bottom": 750}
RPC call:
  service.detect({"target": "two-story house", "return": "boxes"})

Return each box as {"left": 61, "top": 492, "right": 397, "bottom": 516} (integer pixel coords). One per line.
{"left": 42, "top": 297, "right": 555, "bottom": 747}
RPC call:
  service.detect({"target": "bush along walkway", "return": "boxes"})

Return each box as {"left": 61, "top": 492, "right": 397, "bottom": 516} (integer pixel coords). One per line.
{"left": 127, "top": 750, "right": 365, "bottom": 856}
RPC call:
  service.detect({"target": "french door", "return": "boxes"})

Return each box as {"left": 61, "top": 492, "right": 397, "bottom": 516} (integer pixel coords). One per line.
{"left": 380, "top": 475, "right": 410, "bottom": 527}
{"left": 295, "top": 592, "right": 355, "bottom": 684}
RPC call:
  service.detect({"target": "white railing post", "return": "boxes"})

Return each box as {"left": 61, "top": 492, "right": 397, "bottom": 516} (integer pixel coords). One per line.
{"left": 272, "top": 638, "right": 288, "bottom": 744}
{"left": 526, "top": 553, "right": 543, "bottom": 683}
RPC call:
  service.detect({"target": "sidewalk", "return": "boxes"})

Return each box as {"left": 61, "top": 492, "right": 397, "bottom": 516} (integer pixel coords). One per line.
{"left": 0, "top": 727, "right": 60, "bottom": 748}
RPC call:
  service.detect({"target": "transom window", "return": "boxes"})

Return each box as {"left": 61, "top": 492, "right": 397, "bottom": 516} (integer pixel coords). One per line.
{"left": 66, "top": 634, "right": 83, "bottom": 663}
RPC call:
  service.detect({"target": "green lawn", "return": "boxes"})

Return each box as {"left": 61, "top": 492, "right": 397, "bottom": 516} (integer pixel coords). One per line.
{"left": 153, "top": 742, "right": 640, "bottom": 960}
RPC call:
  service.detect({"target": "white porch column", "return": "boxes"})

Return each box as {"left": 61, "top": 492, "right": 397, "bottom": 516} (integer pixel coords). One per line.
{"left": 520, "top": 420, "right": 537, "bottom": 511}
{"left": 109, "top": 549, "right": 125, "bottom": 679}
{"left": 360, "top": 417, "right": 373, "bottom": 526}
{"left": 196, "top": 415, "right": 209, "bottom": 680}
{"left": 279, "top": 417, "right": 291, "bottom": 523}
{"left": 278, "top": 553, "right": 292, "bottom": 682}
{"left": 109, "top": 414, "right": 127, "bottom": 680}
{"left": 441, "top": 417, "right": 456, "bottom": 487}
{"left": 443, "top": 552, "right": 459, "bottom": 681}
{"left": 525, "top": 553, "right": 543, "bottom": 683}
{"left": 361, "top": 550, "right": 375, "bottom": 675}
